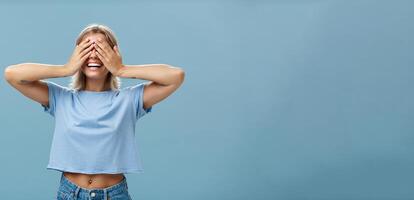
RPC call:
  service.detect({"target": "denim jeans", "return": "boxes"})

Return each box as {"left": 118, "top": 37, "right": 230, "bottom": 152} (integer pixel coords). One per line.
{"left": 56, "top": 173, "right": 132, "bottom": 200}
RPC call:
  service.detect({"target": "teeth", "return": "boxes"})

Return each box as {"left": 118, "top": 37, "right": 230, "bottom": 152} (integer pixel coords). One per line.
{"left": 88, "top": 63, "right": 101, "bottom": 67}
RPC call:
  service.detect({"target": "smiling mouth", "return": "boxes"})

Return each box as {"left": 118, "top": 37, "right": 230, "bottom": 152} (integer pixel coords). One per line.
{"left": 87, "top": 63, "right": 102, "bottom": 68}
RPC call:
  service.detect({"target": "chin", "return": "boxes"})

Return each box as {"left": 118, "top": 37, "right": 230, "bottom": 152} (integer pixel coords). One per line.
{"left": 82, "top": 66, "right": 108, "bottom": 79}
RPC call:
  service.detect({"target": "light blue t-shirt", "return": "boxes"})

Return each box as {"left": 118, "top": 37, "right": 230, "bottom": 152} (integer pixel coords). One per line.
{"left": 41, "top": 80, "right": 152, "bottom": 174}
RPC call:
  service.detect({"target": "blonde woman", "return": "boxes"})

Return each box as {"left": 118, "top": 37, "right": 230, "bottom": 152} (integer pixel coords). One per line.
{"left": 4, "top": 24, "right": 185, "bottom": 200}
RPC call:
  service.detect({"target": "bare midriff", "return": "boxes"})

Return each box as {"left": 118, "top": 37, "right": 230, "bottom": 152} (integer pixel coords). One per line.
{"left": 63, "top": 172, "right": 125, "bottom": 189}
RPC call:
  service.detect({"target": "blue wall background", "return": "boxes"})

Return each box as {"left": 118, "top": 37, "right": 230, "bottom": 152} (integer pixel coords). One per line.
{"left": 1, "top": 0, "right": 413, "bottom": 199}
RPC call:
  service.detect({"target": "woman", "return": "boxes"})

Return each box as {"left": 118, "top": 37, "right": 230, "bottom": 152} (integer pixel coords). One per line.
{"left": 4, "top": 24, "right": 185, "bottom": 200}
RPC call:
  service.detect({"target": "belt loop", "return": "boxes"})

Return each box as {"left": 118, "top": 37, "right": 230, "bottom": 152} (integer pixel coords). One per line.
{"left": 103, "top": 188, "right": 108, "bottom": 200}
{"left": 73, "top": 186, "right": 80, "bottom": 200}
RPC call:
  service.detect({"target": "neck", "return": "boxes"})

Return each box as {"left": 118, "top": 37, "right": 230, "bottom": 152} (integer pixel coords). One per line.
{"left": 84, "top": 77, "right": 110, "bottom": 92}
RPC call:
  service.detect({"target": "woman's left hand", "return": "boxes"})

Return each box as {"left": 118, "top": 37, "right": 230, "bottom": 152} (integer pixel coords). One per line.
{"left": 94, "top": 38, "right": 124, "bottom": 76}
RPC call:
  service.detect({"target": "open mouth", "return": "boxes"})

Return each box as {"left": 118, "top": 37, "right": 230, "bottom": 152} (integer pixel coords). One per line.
{"left": 87, "top": 63, "right": 102, "bottom": 68}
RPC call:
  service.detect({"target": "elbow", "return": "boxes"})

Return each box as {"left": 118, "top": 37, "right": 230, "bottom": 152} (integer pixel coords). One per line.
{"left": 165, "top": 64, "right": 185, "bottom": 85}
{"left": 4, "top": 65, "right": 17, "bottom": 83}
{"left": 175, "top": 68, "right": 185, "bottom": 85}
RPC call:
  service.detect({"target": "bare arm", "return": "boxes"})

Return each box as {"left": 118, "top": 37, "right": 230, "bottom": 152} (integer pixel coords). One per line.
{"left": 4, "top": 63, "right": 72, "bottom": 106}
{"left": 92, "top": 38, "right": 185, "bottom": 110}
{"left": 4, "top": 39, "right": 93, "bottom": 107}
{"left": 5, "top": 63, "right": 71, "bottom": 83}
{"left": 117, "top": 64, "right": 185, "bottom": 109}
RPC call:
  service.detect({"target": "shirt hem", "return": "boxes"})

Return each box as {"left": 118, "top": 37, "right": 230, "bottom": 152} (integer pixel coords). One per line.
{"left": 46, "top": 165, "right": 145, "bottom": 174}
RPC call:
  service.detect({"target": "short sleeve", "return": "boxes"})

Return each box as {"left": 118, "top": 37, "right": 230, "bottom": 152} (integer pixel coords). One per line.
{"left": 130, "top": 82, "right": 152, "bottom": 120}
{"left": 41, "top": 81, "right": 65, "bottom": 117}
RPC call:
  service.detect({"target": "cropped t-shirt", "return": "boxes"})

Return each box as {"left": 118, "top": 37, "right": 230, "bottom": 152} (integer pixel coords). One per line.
{"left": 41, "top": 80, "right": 152, "bottom": 174}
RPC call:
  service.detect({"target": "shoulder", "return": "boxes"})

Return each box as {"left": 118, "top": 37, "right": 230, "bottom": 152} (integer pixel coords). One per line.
{"left": 119, "top": 82, "right": 149, "bottom": 96}
{"left": 42, "top": 80, "right": 74, "bottom": 94}
{"left": 122, "top": 82, "right": 147, "bottom": 90}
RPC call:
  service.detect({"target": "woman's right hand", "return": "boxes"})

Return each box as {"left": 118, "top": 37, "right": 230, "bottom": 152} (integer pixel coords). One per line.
{"left": 64, "top": 38, "right": 94, "bottom": 75}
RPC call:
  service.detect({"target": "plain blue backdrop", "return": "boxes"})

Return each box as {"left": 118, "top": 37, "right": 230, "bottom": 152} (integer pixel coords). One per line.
{"left": 1, "top": 0, "right": 413, "bottom": 199}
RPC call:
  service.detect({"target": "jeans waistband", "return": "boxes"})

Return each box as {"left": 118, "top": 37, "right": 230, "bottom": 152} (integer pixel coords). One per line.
{"left": 59, "top": 172, "right": 129, "bottom": 199}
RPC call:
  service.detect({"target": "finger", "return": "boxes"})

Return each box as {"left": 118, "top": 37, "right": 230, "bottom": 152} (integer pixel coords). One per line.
{"left": 76, "top": 38, "right": 90, "bottom": 51}
{"left": 95, "top": 48, "right": 107, "bottom": 63}
{"left": 95, "top": 40, "right": 110, "bottom": 56}
{"left": 76, "top": 38, "right": 89, "bottom": 48}
{"left": 114, "top": 45, "right": 121, "bottom": 56}
{"left": 95, "top": 42, "right": 109, "bottom": 58}
{"left": 80, "top": 39, "right": 93, "bottom": 50}
{"left": 96, "top": 39, "right": 114, "bottom": 55}
{"left": 80, "top": 38, "right": 90, "bottom": 46}
{"left": 79, "top": 43, "right": 94, "bottom": 57}
{"left": 80, "top": 51, "right": 93, "bottom": 61}
{"left": 75, "top": 41, "right": 92, "bottom": 55}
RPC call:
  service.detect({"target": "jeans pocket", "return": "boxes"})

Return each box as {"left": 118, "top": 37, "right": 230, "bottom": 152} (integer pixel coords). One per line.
{"left": 109, "top": 191, "right": 132, "bottom": 200}
{"left": 57, "top": 190, "right": 72, "bottom": 200}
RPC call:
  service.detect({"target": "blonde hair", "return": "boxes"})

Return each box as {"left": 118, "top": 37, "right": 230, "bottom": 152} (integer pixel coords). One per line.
{"left": 69, "top": 23, "right": 121, "bottom": 91}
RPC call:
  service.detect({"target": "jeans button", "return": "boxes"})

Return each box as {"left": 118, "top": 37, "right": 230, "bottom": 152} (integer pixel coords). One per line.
{"left": 91, "top": 192, "right": 96, "bottom": 197}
